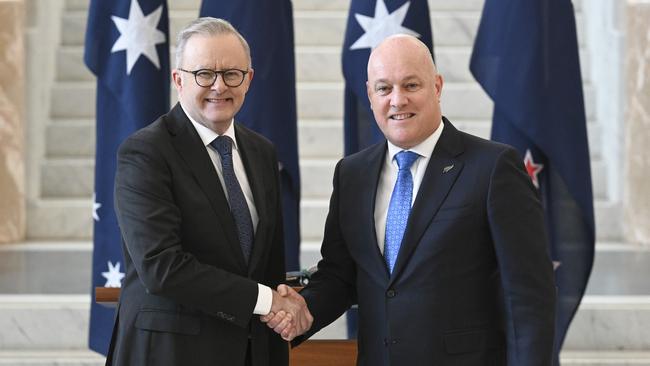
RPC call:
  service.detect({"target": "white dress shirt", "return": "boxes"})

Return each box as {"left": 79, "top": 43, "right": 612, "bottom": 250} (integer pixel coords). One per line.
{"left": 182, "top": 104, "right": 272, "bottom": 315}
{"left": 374, "top": 121, "right": 445, "bottom": 254}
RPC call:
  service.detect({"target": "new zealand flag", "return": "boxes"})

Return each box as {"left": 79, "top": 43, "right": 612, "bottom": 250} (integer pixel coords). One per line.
{"left": 470, "top": 1, "right": 594, "bottom": 364}
{"left": 84, "top": 0, "right": 170, "bottom": 355}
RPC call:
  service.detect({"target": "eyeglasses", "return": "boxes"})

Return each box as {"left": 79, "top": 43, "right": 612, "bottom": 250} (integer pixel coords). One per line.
{"left": 178, "top": 68, "right": 249, "bottom": 88}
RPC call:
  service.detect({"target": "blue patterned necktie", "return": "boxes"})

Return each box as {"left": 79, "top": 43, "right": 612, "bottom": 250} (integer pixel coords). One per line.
{"left": 210, "top": 135, "right": 254, "bottom": 264}
{"left": 384, "top": 150, "right": 419, "bottom": 273}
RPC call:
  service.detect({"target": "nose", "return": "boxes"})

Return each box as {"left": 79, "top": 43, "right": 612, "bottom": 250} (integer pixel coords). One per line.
{"left": 211, "top": 74, "right": 228, "bottom": 93}
{"left": 390, "top": 88, "right": 407, "bottom": 109}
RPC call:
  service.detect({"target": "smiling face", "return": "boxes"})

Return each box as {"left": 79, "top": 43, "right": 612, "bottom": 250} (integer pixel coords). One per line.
{"left": 172, "top": 33, "right": 253, "bottom": 134}
{"left": 366, "top": 35, "right": 443, "bottom": 149}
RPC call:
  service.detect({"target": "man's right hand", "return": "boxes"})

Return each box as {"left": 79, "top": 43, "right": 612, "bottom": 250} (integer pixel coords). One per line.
{"left": 261, "top": 285, "right": 313, "bottom": 341}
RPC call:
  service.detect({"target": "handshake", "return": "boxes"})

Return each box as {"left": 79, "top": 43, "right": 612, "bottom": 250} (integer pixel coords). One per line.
{"left": 261, "top": 284, "right": 313, "bottom": 341}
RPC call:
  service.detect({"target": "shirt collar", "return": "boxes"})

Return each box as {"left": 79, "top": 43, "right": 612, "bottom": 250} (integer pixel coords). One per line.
{"left": 386, "top": 120, "right": 444, "bottom": 161}
{"left": 181, "top": 102, "right": 238, "bottom": 151}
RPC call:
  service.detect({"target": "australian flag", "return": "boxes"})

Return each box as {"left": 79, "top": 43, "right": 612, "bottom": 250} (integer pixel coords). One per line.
{"left": 84, "top": 0, "right": 170, "bottom": 355}
{"left": 470, "top": 0, "right": 594, "bottom": 364}
{"left": 200, "top": 0, "right": 301, "bottom": 271}
{"left": 342, "top": 0, "right": 434, "bottom": 337}
{"left": 343, "top": 0, "right": 433, "bottom": 155}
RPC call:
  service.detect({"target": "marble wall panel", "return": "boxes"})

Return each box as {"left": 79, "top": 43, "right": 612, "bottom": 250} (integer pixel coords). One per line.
{"left": 623, "top": 0, "right": 650, "bottom": 245}
{"left": 0, "top": 0, "right": 25, "bottom": 243}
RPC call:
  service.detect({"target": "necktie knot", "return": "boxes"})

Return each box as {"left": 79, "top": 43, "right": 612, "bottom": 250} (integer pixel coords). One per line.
{"left": 211, "top": 135, "right": 233, "bottom": 158}
{"left": 395, "top": 150, "right": 419, "bottom": 171}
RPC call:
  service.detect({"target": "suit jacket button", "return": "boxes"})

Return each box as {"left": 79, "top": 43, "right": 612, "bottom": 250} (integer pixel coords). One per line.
{"left": 386, "top": 289, "right": 396, "bottom": 298}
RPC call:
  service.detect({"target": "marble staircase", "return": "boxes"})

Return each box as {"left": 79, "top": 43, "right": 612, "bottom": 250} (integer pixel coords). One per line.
{"left": 3, "top": 0, "right": 647, "bottom": 364}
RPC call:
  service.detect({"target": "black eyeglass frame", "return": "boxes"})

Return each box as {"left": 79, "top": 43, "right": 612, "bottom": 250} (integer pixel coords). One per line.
{"left": 178, "top": 68, "right": 249, "bottom": 88}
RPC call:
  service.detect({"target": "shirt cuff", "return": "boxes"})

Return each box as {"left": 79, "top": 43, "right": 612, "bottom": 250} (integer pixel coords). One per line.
{"left": 253, "top": 284, "right": 272, "bottom": 315}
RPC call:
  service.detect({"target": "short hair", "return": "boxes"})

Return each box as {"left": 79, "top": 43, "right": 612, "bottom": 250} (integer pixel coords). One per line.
{"left": 175, "top": 17, "right": 251, "bottom": 69}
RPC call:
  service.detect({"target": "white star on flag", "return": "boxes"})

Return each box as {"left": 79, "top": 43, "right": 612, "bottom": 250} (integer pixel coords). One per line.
{"left": 350, "top": 0, "right": 420, "bottom": 50}
{"left": 92, "top": 192, "right": 101, "bottom": 221}
{"left": 111, "top": 0, "right": 166, "bottom": 75}
{"left": 102, "top": 261, "right": 125, "bottom": 288}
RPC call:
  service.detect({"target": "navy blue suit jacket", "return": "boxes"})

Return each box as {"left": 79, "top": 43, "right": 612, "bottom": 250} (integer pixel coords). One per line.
{"left": 296, "top": 118, "right": 556, "bottom": 366}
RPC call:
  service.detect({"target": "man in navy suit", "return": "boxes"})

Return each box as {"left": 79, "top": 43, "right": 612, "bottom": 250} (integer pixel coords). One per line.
{"left": 265, "top": 34, "right": 556, "bottom": 365}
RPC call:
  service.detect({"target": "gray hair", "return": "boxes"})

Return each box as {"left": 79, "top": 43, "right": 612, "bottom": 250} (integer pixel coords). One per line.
{"left": 175, "top": 17, "right": 251, "bottom": 69}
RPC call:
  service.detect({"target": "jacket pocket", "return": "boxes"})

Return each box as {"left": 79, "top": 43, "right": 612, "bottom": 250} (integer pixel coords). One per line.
{"left": 443, "top": 328, "right": 504, "bottom": 354}
{"left": 134, "top": 309, "right": 201, "bottom": 335}
{"left": 433, "top": 204, "right": 475, "bottom": 222}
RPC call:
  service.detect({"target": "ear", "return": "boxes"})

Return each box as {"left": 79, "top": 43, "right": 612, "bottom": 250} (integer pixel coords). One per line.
{"left": 366, "top": 80, "right": 372, "bottom": 103}
{"left": 172, "top": 69, "right": 183, "bottom": 92}
{"left": 243, "top": 67, "right": 254, "bottom": 92}
{"left": 433, "top": 74, "right": 444, "bottom": 99}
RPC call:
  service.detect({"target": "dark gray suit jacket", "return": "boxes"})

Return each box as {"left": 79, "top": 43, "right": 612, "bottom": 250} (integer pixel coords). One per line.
{"left": 107, "top": 104, "right": 288, "bottom": 366}
{"left": 296, "top": 118, "right": 556, "bottom": 366}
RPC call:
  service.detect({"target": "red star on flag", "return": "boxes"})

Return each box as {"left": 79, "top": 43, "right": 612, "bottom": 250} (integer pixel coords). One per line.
{"left": 523, "top": 149, "right": 544, "bottom": 188}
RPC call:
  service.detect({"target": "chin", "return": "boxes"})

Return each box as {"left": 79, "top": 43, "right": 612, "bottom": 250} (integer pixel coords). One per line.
{"left": 204, "top": 112, "right": 232, "bottom": 123}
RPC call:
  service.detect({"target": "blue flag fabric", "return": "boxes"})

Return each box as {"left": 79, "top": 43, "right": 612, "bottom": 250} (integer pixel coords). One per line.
{"left": 342, "top": 0, "right": 434, "bottom": 338}
{"left": 84, "top": 0, "right": 169, "bottom": 355}
{"left": 342, "top": 0, "right": 433, "bottom": 155}
{"left": 199, "top": 0, "right": 301, "bottom": 271}
{"left": 470, "top": 0, "right": 594, "bottom": 364}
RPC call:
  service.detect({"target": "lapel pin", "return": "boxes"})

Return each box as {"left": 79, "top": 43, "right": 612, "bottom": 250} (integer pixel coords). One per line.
{"left": 442, "top": 164, "right": 454, "bottom": 174}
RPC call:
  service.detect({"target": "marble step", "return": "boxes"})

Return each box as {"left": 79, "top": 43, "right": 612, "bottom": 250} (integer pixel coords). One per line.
{"left": 560, "top": 352, "right": 650, "bottom": 366}
{"left": 45, "top": 118, "right": 345, "bottom": 160}
{"left": 0, "top": 351, "right": 104, "bottom": 365}
{"left": 49, "top": 80, "right": 597, "bottom": 122}
{"left": 0, "top": 295, "right": 92, "bottom": 350}
{"left": 40, "top": 158, "right": 94, "bottom": 198}
{"left": 38, "top": 148, "right": 609, "bottom": 202}
{"left": 0, "top": 293, "right": 646, "bottom": 351}
{"left": 26, "top": 199, "right": 92, "bottom": 240}
{"left": 4, "top": 241, "right": 646, "bottom": 296}
{"left": 45, "top": 120, "right": 95, "bottom": 158}
{"left": 29, "top": 171, "right": 617, "bottom": 241}
{"left": 0, "top": 242, "right": 92, "bottom": 295}
{"left": 60, "top": 7, "right": 585, "bottom": 48}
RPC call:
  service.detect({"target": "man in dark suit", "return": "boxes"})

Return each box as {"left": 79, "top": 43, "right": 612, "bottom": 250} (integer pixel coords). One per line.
{"left": 265, "top": 35, "right": 556, "bottom": 365}
{"left": 107, "top": 18, "right": 311, "bottom": 366}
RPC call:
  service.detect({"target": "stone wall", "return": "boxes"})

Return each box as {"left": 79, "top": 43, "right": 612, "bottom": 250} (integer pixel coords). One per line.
{"left": 623, "top": 0, "right": 650, "bottom": 245}
{"left": 0, "top": 0, "right": 25, "bottom": 243}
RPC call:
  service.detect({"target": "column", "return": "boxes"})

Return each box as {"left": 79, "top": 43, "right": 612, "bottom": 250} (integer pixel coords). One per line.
{"left": 0, "top": 0, "right": 25, "bottom": 243}
{"left": 623, "top": 0, "right": 650, "bottom": 245}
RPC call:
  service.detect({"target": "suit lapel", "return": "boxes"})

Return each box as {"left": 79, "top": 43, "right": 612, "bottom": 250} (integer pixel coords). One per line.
{"left": 234, "top": 124, "right": 269, "bottom": 274}
{"left": 352, "top": 143, "right": 392, "bottom": 282}
{"left": 166, "top": 104, "right": 247, "bottom": 271}
{"left": 389, "top": 118, "right": 465, "bottom": 284}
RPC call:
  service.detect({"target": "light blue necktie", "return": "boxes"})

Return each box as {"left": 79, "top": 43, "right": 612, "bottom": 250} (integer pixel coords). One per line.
{"left": 384, "top": 151, "right": 419, "bottom": 273}
{"left": 210, "top": 135, "right": 254, "bottom": 265}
